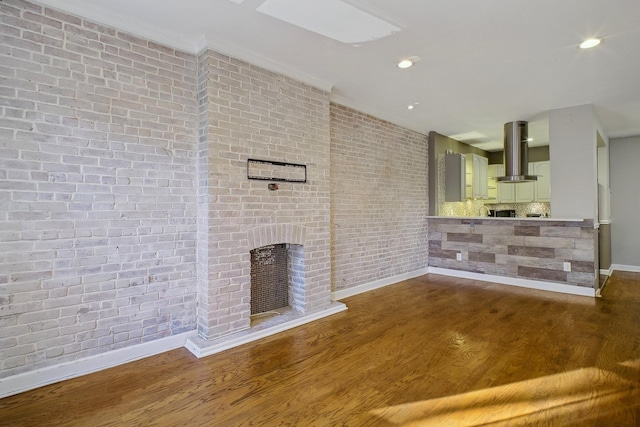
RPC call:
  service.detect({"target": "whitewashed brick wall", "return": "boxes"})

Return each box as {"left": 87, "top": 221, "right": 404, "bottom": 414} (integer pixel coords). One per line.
{"left": 1, "top": 0, "right": 433, "bottom": 382}
{"left": 0, "top": 0, "right": 198, "bottom": 377}
{"left": 330, "top": 104, "right": 429, "bottom": 291}
{"left": 195, "top": 50, "right": 332, "bottom": 340}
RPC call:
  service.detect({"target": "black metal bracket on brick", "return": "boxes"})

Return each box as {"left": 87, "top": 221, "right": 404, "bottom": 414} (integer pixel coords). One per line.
{"left": 247, "top": 158, "right": 307, "bottom": 183}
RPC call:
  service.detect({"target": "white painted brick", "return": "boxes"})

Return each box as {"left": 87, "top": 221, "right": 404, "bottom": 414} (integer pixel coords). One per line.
{"left": 34, "top": 335, "right": 74, "bottom": 351}
{"left": 1, "top": 0, "right": 429, "bottom": 379}
{"left": 330, "top": 104, "right": 428, "bottom": 290}
{"left": 196, "top": 50, "right": 333, "bottom": 338}
{"left": 0, "top": 0, "right": 198, "bottom": 378}
{"left": 2, "top": 355, "right": 27, "bottom": 370}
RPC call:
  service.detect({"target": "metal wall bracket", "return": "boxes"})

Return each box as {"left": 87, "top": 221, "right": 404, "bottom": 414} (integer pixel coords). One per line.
{"left": 247, "top": 158, "right": 307, "bottom": 183}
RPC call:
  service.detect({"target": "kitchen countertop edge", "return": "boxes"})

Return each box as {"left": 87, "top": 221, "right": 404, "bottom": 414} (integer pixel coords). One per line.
{"left": 426, "top": 216, "right": 587, "bottom": 222}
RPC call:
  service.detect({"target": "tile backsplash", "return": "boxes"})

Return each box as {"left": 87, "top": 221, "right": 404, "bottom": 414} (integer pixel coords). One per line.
{"left": 486, "top": 202, "right": 551, "bottom": 218}
{"left": 439, "top": 200, "right": 550, "bottom": 218}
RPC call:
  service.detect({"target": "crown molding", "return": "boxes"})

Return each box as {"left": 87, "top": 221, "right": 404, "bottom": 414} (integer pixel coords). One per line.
{"left": 32, "top": 1, "right": 334, "bottom": 93}
{"left": 197, "top": 37, "right": 334, "bottom": 93}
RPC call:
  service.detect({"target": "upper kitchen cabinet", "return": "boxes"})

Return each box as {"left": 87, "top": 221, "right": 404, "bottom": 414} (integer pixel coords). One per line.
{"left": 495, "top": 161, "right": 550, "bottom": 203}
{"left": 495, "top": 163, "right": 533, "bottom": 203}
{"left": 533, "top": 161, "right": 551, "bottom": 202}
{"left": 487, "top": 164, "right": 499, "bottom": 202}
{"left": 514, "top": 173, "right": 535, "bottom": 202}
{"left": 444, "top": 153, "right": 466, "bottom": 202}
{"left": 466, "top": 154, "right": 488, "bottom": 199}
{"left": 494, "top": 164, "right": 514, "bottom": 203}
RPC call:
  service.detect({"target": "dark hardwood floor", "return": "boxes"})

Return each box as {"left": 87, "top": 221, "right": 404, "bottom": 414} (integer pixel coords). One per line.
{"left": 2, "top": 272, "right": 640, "bottom": 426}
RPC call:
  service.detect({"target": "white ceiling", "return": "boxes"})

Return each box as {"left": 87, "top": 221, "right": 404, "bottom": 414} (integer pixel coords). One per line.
{"left": 33, "top": 0, "right": 640, "bottom": 151}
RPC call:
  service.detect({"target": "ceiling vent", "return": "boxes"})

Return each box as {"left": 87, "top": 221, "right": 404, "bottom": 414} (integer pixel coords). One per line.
{"left": 497, "top": 121, "right": 537, "bottom": 183}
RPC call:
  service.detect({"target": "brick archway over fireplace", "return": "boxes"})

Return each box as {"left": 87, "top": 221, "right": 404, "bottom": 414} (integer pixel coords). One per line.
{"left": 247, "top": 224, "right": 307, "bottom": 250}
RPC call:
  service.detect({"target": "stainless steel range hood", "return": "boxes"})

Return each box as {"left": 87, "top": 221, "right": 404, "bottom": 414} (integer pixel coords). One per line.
{"left": 497, "top": 121, "right": 537, "bottom": 182}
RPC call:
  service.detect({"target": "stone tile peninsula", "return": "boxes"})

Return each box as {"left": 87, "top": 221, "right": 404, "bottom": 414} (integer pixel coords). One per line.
{"left": 426, "top": 216, "right": 598, "bottom": 296}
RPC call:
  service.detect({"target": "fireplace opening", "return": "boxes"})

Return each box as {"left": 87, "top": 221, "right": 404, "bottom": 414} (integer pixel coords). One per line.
{"left": 250, "top": 244, "right": 290, "bottom": 315}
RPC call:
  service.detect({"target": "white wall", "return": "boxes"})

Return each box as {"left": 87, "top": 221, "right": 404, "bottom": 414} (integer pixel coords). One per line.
{"left": 610, "top": 136, "right": 640, "bottom": 268}
{"left": 548, "top": 105, "right": 600, "bottom": 219}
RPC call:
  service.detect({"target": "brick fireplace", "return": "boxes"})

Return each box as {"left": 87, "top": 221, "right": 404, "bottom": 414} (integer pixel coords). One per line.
{"left": 186, "top": 50, "right": 346, "bottom": 356}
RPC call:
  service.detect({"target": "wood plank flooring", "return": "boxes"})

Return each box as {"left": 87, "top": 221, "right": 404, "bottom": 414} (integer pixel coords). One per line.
{"left": 2, "top": 272, "right": 640, "bottom": 426}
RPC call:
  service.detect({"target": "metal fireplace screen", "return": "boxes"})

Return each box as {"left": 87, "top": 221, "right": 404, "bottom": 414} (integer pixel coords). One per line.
{"left": 250, "top": 244, "right": 289, "bottom": 315}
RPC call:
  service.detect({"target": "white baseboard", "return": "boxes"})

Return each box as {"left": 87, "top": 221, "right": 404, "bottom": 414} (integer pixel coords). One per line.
{"left": 611, "top": 264, "right": 640, "bottom": 273}
{"left": 428, "top": 267, "right": 597, "bottom": 298}
{"left": 331, "top": 267, "right": 429, "bottom": 301}
{"left": 0, "top": 331, "right": 195, "bottom": 400}
{"left": 186, "top": 302, "right": 347, "bottom": 358}
{"left": 600, "top": 267, "right": 613, "bottom": 276}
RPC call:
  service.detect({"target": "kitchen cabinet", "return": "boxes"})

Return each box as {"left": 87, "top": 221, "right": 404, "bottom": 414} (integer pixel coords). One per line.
{"left": 515, "top": 166, "right": 534, "bottom": 202}
{"left": 465, "top": 154, "right": 488, "bottom": 199}
{"left": 444, "top": 153, "right": 466, "bottom": 202}
{"left": 495, "top": 164, "right": 512, "bottom": 202}
{"left": 487, "top": 164, "right": 498, "bottom": 202}
{"left": 533, "top": 161, "right": 550, "bottom": 202}
{"left": 496, "top": 164, "right": 533, "bottom": 203}
{"left": 495, "top": 162, "right": 549, "bottom": 203}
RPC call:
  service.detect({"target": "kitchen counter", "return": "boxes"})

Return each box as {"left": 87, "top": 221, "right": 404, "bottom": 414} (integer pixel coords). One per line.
{"left": 426, "top": 216, "right": 598, "bottom": 293}
{"left": 426, "top": 216, "right": 587, "bottom": 222}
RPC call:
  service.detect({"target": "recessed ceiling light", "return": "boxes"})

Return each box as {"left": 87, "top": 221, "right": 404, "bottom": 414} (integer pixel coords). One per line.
{"left": 407, "top": 105, "right": 414, "bottom": 110}
{"left": 579, "top": 38, "right": 602, "bottom": 49}
{"left": 398, "top": 56, "right": 421, "bottom": 69}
